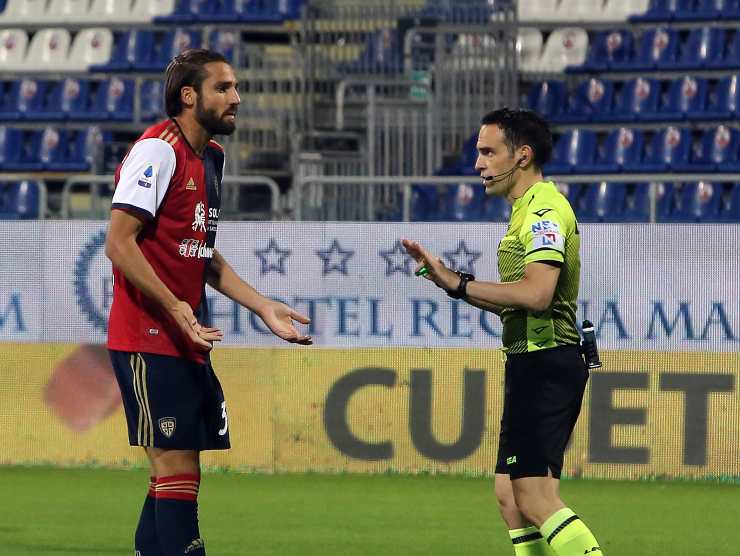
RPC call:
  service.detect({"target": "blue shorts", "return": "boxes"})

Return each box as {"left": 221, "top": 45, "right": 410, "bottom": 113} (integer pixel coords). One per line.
{"left": 109, "top": 350, "right": 230, "bottom": 451}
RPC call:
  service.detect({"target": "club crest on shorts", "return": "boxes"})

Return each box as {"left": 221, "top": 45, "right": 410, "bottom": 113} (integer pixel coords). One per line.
{"left": 158, "top": 417, "right": 176, "bottom": 438}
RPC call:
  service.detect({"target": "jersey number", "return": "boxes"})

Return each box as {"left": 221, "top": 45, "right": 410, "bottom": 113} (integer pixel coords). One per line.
{"left": 218, "top": 401, "right": 229, "bottom": 436}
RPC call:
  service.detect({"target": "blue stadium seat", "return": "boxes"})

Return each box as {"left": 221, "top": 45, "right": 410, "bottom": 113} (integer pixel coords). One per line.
{"left": 702, "top": 75, "right": 740, "bottom": 120}
{"left": 1, "top": 129, "right": 43, "bottom": 172}
{"left": 708, "top": 30, "right": 740, "bottom": 69}
{"left": 717, "top": 126, "right": 740, "bottom": 171}
{"left": 239, "top": 0, "right": 304, "bottom": 22}
{"left": 338, "top": 29, "right": 404, "bottom": 74}
{"left": 559, "top": 78, "right": 615, "bottom": 123}
{"left": 134, "top": 30, "right": 200, "bottom": 72}
{"left": 722, "top": 183, "right": 740, "bottom": 221}
{"left": 482, "top": 193, "right": 511, "bottom": 222}
{"left": 603, "top": 78, "right": 660, "bottom": 122}
{"left": 663, "top": 27, "right": 725, "bottom": 69}
{"left": 207, "top": 30, "right": 238, "bottom": 63}
{"left": 527, "top": 81, "right": 567, "bottom": 122}
{"left": 90, "top": 31, "right": 136, "bottom": 72}
{"left": 582, "top": 128, "right": 644, "bottom": 173}
{"left": 0, "top": 180, "right": 41, "bottom": 219}
{"left": 674, "top": 0, "right": 738, "bottom": 20}
{"left": 69, "top": 78, "right": 134, "bottom": 121}
{"left": 141, "top": 80, "right": 165, "bottom": 121}
{"left": 668, "top": 181, "right": 723, "bottom": 222}
{"left": 0, "top": 79, "right": 47, "bottom": 121}
{"left": 544, "top": 130, "right": 598, "bottom": 175}
{"left": 623, "top": 182, "right": 675, "bottom": 222}
{"left": 154, "top": 0, "right": 196, "bottom": 23}
{"left": 637, "top": 127, "right": 691, "bottom": 171}
{"left": 616, "top": 28, "right": 679, "bottom": 70}
{"left": 630, "top": 0, "right": 679, "bottom": 21}
{"left": 574, "top": 182, "right": 626, "bottom": 223}
{"left": 43, "top": 128, "right": 104, "bottom": 172}
{"left": 674, "top": 126, "right": 738, "bottom": 172}
{"left": 36, "top": 79, "right": 89, "bottom": 121}
{"left": 653, "top": 76, "right": 708, "bottom": 121}
{"left": 579, "top": 31, "right": 635, "bottom": 72}
{"left": 444, "top": 177, "right": 487, "bottom": 221}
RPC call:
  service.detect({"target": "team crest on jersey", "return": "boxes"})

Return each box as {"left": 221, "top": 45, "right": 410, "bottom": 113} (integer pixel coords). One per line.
{"left": 531, "top": 220, "right": 564, "bottom": 251}
{"left": 158, "top": 417, "right": 176, "bottom": 438}
{"left": 186, "top": 177, "right": 197, "bottom": 190}
{"left": 192, "top": 202, "right": 206, "bottom": 232}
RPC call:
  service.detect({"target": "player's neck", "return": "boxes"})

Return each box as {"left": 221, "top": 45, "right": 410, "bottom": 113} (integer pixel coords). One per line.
{"left": 507, "top": 171, "right": 544, "bottom": 204}
{"left": 172, "top": 116, "right": 211, "bottom": 156}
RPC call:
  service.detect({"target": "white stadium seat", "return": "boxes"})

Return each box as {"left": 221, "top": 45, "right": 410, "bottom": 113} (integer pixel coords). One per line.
{"left": 43, "top": 0, "right": 90, "bottom": 23}
{"left": 20, "top": 28, "right": 72, "bottom": 72}
{"left": 0, "top": 0, "right": 50, "bottom": 24}
{"left": 602, "top": 0, "right": 650, "bottom": 21}
{"left": 536, "top": 27, "right": 589, "bottom": 73}
{"left": 78, "top": 0, "right": 136, "bottom": 24}
{"left": 517, "top": 28, "right": 543, "bottom": 73}
{"left": 555, "top": 0, "right": 610, "bottom": 22}
{"left": 127, "top": 0, "right": 176, "bottom": 23}
{"left": 0, "top": 29, "right": 29, "bottom": 71}
{"left": 61, "top": 28, "right": 113, "bottom": 71}
{"left": 518, "top": 0, "right": 560, "bottom": 22}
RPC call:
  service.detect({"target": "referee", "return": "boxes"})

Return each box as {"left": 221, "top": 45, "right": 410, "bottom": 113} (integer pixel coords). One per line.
{"left": 402, "top": 109, "right": 603, "bottom": 556}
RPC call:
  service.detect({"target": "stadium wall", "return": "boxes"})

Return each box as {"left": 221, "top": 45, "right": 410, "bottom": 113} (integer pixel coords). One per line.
{"left": 0, "top": 222, "right": 738, "bottom": 479}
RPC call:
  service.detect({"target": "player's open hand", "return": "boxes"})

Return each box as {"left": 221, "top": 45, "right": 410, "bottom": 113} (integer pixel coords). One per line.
{"left": 258, "top": 301, "right": 313, "bottom": 345}
{"left": 401, "top": 239, "right": 459, "bottom": 290}
{"left": 168, "top": 300, "right": 218, "bottom": 351}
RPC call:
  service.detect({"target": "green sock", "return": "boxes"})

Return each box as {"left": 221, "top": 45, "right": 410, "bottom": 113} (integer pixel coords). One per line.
{"left": 509, "top": 526, "right": 555, "bottom": 555}
{"left": 539, "top": 508, "right": 603, "bottom": 556}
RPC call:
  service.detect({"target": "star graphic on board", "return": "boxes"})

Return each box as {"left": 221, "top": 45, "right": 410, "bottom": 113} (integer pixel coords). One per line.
{"left": 254, "top": 238, "right": 291, "bottom": 275}
{"left": 443, "top": 240, "right": 481, "bottom": 274}
{"left": 316, "top": 239, "right": 354, "bottom": 275}
{"left": 379, "top": 240, "right": 415, "bottom": 276}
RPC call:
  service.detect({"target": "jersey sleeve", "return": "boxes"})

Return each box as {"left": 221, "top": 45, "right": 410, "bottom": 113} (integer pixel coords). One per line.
{"left": 111, "top": 138, "right": 176, "bottom": 219}
{"left": 519, "top": 205, "right": 568, "bottom": 266}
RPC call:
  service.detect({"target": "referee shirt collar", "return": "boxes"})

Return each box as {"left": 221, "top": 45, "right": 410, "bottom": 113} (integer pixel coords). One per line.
{"left": 513, "top": 180, "right": 554, "bottom": 210}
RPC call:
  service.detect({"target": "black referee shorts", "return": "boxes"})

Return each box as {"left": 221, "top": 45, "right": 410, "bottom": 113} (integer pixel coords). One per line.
{"left": 109, "top": 350, "right": 230, "bottom": 451}
{"left": 495, "top": 344, "right": 588, "bottom": 480}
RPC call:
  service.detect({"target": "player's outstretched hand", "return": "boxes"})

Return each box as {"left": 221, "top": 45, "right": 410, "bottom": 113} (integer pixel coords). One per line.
{"left": 401, "top": 239, "right": 459, "bottom": 290}
{"left": 259, "top": 301, "right": 313, "bottom": 345}
{"left": 169, "top": 300, "right": 218, "bottom": 351}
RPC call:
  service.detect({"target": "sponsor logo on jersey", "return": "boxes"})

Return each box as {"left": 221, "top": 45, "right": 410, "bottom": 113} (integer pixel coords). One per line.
{"left": 137, "top": 165, "right": 153, "bottom": 188}
{"left": 178, "top": 238, "right": 213, "bottom": 259}
{"left": 192, "top": 202, "right": 207, "bottom": 232}
{"left": 158, "top": 417, "right": 176, "bottom": 438}
{"left": 186, "top": 177, "right": 197, "bottom": 190}
{"left": 531, "top": 220, "right": 564, "bottom": 250}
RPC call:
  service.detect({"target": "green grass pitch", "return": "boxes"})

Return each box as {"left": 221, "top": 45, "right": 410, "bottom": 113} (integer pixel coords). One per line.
{"left": 2, "top": 466, "right": 738, "bottom": 555}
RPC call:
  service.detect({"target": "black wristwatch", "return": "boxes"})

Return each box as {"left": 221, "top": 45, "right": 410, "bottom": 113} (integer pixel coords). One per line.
{"left": 446, "top": 271, "right": 475, "bottom": 299}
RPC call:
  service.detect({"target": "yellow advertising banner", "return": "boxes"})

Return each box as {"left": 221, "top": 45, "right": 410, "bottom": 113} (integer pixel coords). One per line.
{"left": 1, "top": 344, "right": 737, "bottom": 479}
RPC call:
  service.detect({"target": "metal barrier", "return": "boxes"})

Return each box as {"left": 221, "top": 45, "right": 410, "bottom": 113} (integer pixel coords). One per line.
{"left": 60, "top": 175, "right": 282, "bottom": 220}
{"left": 293, "top": 173, "right": 740, "bottom": 222}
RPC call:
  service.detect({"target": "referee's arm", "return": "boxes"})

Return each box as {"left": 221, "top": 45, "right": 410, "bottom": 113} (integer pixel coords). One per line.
{"left": 464, "top": 261, "right": 560, "bottom": 313}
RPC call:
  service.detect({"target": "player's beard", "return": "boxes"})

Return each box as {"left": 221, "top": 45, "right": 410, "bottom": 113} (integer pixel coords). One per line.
{"left": 195, "top": 97, "right": 237, "bottom": 136}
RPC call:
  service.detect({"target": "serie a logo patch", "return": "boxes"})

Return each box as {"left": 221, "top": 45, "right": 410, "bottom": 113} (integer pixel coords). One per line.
{"left": 158, "top": 417, "right": 176, "bottom": 438}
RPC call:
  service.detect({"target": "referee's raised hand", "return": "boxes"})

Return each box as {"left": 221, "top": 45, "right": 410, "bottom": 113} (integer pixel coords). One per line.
{"left": 401, "top": 239, "right": 459, "bottom": 290}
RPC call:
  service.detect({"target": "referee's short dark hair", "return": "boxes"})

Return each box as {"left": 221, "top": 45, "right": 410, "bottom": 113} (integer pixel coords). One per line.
{"left": 480, "top": 108, "right": 553, "bottom": 170}
{"left": 164, "top": 49, "right": 230, "bottom": 117}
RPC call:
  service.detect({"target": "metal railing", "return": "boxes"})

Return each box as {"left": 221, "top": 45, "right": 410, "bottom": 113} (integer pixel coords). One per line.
{"left": 60, "top": 175, "right": 282, "bottom": 220}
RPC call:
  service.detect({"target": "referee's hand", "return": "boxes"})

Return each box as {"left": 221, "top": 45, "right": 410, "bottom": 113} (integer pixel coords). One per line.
{"left": 401, "top": 239, "right": 458, "bottom": 290}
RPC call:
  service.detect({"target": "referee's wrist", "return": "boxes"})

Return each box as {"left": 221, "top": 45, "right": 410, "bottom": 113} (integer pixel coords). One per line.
{"left": 446, "top": 271, "right": 475, "bottom": 299}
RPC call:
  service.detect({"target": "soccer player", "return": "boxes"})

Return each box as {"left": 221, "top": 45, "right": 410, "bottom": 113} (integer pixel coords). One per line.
{"left": 402, "top": 109, "right": 604, "bottom": 556}
{"left": 105, "top": 49, "right": 312, "bottom": 556}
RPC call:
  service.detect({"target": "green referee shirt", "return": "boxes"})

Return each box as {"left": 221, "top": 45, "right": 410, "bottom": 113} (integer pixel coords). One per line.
{"left": 497, "top": 180, "right": 581, "bottom": 354}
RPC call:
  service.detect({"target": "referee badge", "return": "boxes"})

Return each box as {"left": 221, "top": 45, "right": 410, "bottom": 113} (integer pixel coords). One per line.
{"left": 158, "top": 417, "right": 176, "bottom": 439}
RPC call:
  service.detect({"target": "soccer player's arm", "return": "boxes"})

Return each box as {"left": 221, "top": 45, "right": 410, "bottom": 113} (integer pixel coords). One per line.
{"left": 206, "top": 249, "right": 270, "bottom": 314}
{"left": 464, "top": 209, "right": 564, "bottom": 312}
{"left": 105, "top": 140, "right": 215, "bottom": 350}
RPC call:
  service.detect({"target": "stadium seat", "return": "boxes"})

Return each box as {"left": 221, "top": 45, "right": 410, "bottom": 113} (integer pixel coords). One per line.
{"left": 527, "top": 80, "right": 567, "bottom": 121}
{"left": 555, "top": 0, "right": 610, "bottom": 21}
{"left": 75, "top": 0, "right": 134, "bottom": 24}
{"left": 0, "top": 29, "right": 29, "bottom": 72}
{"left": 582, "top": 128, "right": 644, "bottom": 173}
{"left": 140, "top": 80, "right": 165, "bottom": 121}
{"left": 615, "top": 28, "right": 678, "bottom": 70}
{"left": 0, "top": 180, "right": 42, "bottom": 219}
{"left": 517, "top": 0, "right": 559, "bottom": 21}
{"left": 516, "top": 28, "right": 543, "bottom": 73}
{"left": 708, "top": 29, "right": 740, "bottom": 69}
{"left": 603, "top": 77, "right": 660, "bottom": 122}
{"left": 42, "top": 0, "right": 89, "bottom": 23}
{"left": 1, "top": 129, "right": 44, "bottom": 171}
{"left": 69, "top": 78, "right": 134, "bottom": 121}
{"left": 22, "top": 28, "right": 72, "bottom": 72}
{"left": 44, "top": 127, "right": 104, "bottom": 171}
{"left": 668, "top": 181, "right": 723, "bottom": 222}
{"left": 717, "top": 126, "right": 740, "bottom": 171}
{"left": 133, "top": 29, "right": 200, "bottom": 72}
{"left": 536, "top": 27, "right": 589, "bottom": 73}
{"left": 601, "top": 0, "right": 650, "bottom": 20}
{"left": 207, "top": 30, "right": 238, "bottom": 63}
{"left": 721, "top": 183, "right": 740, "bottom": 221}
{"left": 578, "top": 31, "right": 635, "bottom": 72}
{"left": 653, "top": 76, "right": 709, "bottom": 121}
{"left": 545, "top": 130, "right": 598, "bottom": 174}
{"left": 154, "top": 0, "right": 197, "bottom": 23}
{"left": 702, "top": 75, "right": 740, "bottom": 120}
{"left": 663, "top": 27, "right": 725, "bottom": 69}
{"left": 482, "top": 193, "right": 512, "bottom": 222}
{"left": 623, "top": 181, "right": 674, "bottom": 221}
{"left": 673, "top": 0, "right": 737, "bottom": 20}
{"left": 338, "top": 29, "right": 404, "bottom": 74}
{"left": 575, "top": 182, "right": 627, "bottom": 222}
{"left": 559, "top": 78, "right": 615, "bottom": 123}
{"left": 637, "top": 127, "right": 691, "bottom": 171}
{"left": 0, "top": 79, "right": 47, "bottom": 121}
{"left": 444, "top": 175, "right": 487, "bottom": 221}
{"left": 674, "top": 125, "right": 738, "bottom": 171}
{"left": 130, "top": 0, "right": 177, "bottom": 23}
{"left": 0, "top": 0, "right": 48, "bottom": 24}
{"left": 61, "top": 28, "right": 113, "bottom": 71}
{"left": 40, "top": 78, "right": 89, "bottom": 121}
{"left": 629, "top": 0, "right": 678, "bottom": 21}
